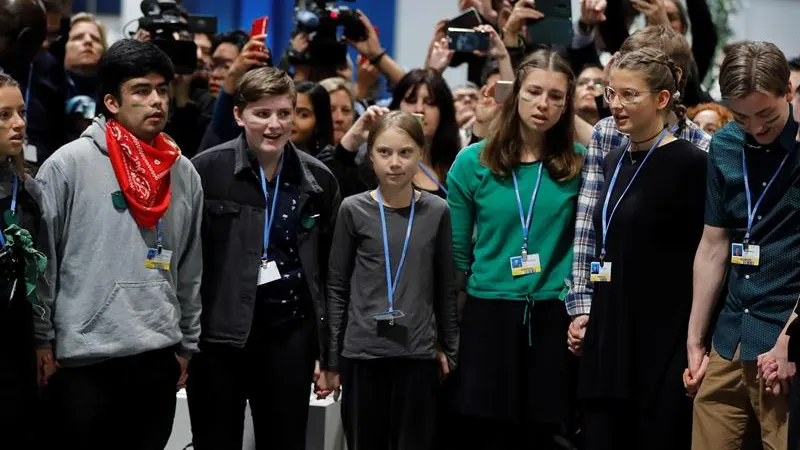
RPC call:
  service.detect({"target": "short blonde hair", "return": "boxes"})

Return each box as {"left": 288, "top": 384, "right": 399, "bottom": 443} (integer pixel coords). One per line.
{"left": 70, "top": 12, "right": 108, "bottom": 51}
{"left": 319, "top": 77, "right": 355, "bottom": 103}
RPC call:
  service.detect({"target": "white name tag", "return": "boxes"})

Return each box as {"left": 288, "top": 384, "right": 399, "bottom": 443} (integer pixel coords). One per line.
{"left": 590, "top": 261, "right": 612, "bottom": 282}
{"left": 144, "top": 248, "right": 173, "bottom": 271}
{"left": 731, "top": 243, "right": 760, "bottom": 266}
{"left": 510, "top": 254, "right": 542, "bottom": 277}
{"left": 258, "top": 260, "right": 282, "bottom": 285}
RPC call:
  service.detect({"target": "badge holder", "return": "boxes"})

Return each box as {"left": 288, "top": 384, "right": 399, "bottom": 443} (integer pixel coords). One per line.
{"left": 145, "top": 221, "right": 172, "bottom": 271}
{"left": 373, "top": 309, "right": 406, "bottom": 326}
{"left": 731, "top": 242, "right": 760, "bottom": 266}
{"left": 258, "top": 259, "right": 282, "bottom": 285}
{"left": 510, "top": 248, "right": 542, "bottom": 277}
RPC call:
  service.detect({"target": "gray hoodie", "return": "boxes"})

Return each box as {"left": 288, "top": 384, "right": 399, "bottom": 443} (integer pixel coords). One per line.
{"left": 34, "top": 117, "right": 203, "bottom": 366}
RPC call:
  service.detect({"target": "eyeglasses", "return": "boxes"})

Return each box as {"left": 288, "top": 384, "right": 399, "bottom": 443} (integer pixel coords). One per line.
{"left": 603, "top": 86, "right": 653, "bottom": 106}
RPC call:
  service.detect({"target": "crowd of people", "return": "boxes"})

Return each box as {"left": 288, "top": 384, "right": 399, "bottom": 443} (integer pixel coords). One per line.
{"left": 1, "top": 0, "right": 800, "bottom": 449}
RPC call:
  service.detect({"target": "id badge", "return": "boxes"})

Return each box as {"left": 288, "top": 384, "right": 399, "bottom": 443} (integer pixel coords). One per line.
{"left": 258, "top": 260, "right": 282, "bottom": 285}
{"left": 373, "top": 309, "right": 406, "bottom": 322}
{"left": 144, "top": 248, "right": 173, "bottom": 271}
{"left": 590, "top": 261, "right": 612, "bottom": 282}
{"left": 510, "top": 254, "right": 542, "bottom": 277}
{"left": 731, "top": 243, "right": 760, "bottom": 266}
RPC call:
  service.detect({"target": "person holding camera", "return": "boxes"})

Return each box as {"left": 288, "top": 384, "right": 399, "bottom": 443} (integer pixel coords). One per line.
{"left": 35, "top": 39, "right": 203, "bottom": 449}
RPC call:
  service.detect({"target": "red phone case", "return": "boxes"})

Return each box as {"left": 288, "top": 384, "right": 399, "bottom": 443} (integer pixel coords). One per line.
{"left": 251, "top": 17, "right": 269, "bottom": 37}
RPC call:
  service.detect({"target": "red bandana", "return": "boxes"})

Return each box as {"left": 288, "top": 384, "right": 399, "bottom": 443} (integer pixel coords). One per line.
{"left": 105, "top": 120, "right": 180, "bottom": 229}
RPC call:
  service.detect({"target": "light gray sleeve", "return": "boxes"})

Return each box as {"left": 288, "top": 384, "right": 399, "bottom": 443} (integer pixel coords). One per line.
{"left": 32, "top": 160, "right": 71, "bottom": 348}
{"left": 176, "top": 167, "right": 204, "bottom": 358}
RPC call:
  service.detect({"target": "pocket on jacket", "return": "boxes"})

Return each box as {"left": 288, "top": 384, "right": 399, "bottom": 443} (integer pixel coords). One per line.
{"left": 80, "top": 280, "right": 179, "bottom": 337}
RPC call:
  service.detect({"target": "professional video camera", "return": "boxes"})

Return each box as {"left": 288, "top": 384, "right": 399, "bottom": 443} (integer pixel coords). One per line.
{"left": 137, "top": 0, "right": 217, "bottom": 74}
{"left": 290, "top": 0, "right": 368, "bottom": 67}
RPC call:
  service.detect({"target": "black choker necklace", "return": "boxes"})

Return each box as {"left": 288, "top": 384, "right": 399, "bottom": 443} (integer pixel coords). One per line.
{"left": 631, "top": 125, "right": 667, "bottom": 145}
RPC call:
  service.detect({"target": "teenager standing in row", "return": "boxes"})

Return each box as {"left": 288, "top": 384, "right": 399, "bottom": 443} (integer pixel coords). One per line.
{"left": 325, "top": 111, "right": 458, "bottom": 450}
{"left": 447, "top": 49, "right": 584, "bottom": 448}
{"left": 0, "top": 72, "right": 47, "bottom": 447}
{"left": 576, "top": 48, "right": 707, "bottom": 450}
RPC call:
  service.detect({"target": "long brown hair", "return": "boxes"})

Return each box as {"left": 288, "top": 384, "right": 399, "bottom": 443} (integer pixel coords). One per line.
{"left": 481, "top": 49, "right": 581, "bottom": 182}
{"left": 0, "top": 73, "right": 27, "bottom": 180}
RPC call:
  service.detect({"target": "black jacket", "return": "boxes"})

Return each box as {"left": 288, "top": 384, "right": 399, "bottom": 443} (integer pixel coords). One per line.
{"left": 191, "top": 136, "right": 342, "bottom": 368}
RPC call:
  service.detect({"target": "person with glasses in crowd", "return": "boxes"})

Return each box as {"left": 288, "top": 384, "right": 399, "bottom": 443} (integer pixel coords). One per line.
{"left": 575, "top": 47, "right": 706, "bottom": 450}
{"left": 568, "top": 26, "right": 711, "bottom": 355}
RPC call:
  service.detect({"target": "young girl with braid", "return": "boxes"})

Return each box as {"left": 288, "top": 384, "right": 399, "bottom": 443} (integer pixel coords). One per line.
{"left": 576, "top": 47, "right": 707, "bottom": 450}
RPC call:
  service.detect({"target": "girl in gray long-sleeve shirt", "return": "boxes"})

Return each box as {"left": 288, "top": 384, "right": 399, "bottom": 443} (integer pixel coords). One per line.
{"left": 324, "top": 111, "right": 459, "bottom": 450}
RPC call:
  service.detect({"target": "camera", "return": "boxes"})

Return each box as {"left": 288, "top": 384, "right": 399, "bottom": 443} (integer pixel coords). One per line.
{"left": 138, "top": 0, "right": 218, "bottom": 74}
{"left": 290, "top": 0, "right": 368, "bottom": 67}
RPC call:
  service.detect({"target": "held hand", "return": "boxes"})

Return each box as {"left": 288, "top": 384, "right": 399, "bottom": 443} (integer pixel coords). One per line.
{"left": 427, "top": 38, "right": 454, "bottom": 73}
{"left": 579, "top": 0, "right": 608, "bottom": 26}
{"left": 473, "top": 25, "right": 509, "bottom": 61}
{"left": 567, "top": 314, "right": 589, "bottom": 355}
{"left": 758, "top": 340, "right": 796, "bottom": 396}
{"left": 327, "top": 372, "right": 342, "bottom": 402}
{"left": 683, "top": 354, "right": 709, "bottom": 397}
{"left": 222, "top": 35, "right": 269, "bottom": 94}
{"left": 345, "top": 11, "right": 383, "bottom": 59}
{"left": 291, "top": 31, "right": 310, "bottom": 54}
{"left": 685, "top": 342, "right": 709, "bottom": 396}
{"left": 503, "top": 0, "right": 544, "bottom": 46}
{"left": 133, "top": 28, "right": 151, "bottom": 42}
{"left": 340, "top": 105, "right": 390, "bottom": 151}
{"left": 437, "top": 351, "right": 451, "bottom": 379}
{"left": 355, "top": 61, "right": 380, "bottom": 100}
{"left": 631, "top": 0, "right": 670, "bottom": 27}
{"left": 36, "top": 348, "right": 58, "bottom": 388}
{"left": 176, "top": 354, "right": 190, "bottom": 390}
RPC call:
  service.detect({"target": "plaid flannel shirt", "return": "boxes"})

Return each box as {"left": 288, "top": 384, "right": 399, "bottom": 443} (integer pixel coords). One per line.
{"left": 566, "top": 117, "right": 711, "bottom": 316}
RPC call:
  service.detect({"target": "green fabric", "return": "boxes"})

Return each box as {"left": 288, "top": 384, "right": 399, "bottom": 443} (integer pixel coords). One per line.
{"left": 447, "top": 140, "right": 584, "bottom": 302}
{"left": 3, "top": 224, "right": 47, "bottom": 310}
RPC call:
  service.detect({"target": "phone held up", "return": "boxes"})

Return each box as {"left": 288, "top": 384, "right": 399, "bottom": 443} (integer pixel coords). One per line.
{"left": 447, "top": 28, "right": 490, "bottom": 53}
{"left": 494, "top": 80, "right": 514, "bottom": 103}
{"left": 251, "top": 16, "right": 269, "bottom": 37}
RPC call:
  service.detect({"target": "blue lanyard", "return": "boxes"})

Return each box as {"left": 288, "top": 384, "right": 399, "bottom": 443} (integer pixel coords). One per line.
{"left": 376, "top": 188, "right": 416, "bottom": 313}
{"left": 511, "top": 163, "right": 544, "bottom": 254}
{"left": 601, "top": 129, "right": 668, "bottom": 261}
{"left": 418, "top": 162, "right": 448, "bottom": 196}
{"left": 741, "top": 147, "right": 791, "bottom": 244}
{"left": 259, "top": 156, "right": 284, "bottom": 261}
{"left": 155, "top": 219, "right": 164, "bottom": 251}
{"left": 0, "top": 175, "right": 19, "bottom": 249}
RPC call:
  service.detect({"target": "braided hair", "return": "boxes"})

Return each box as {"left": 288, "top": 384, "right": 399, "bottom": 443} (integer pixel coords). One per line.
{"left": 612, "top": 47, "right": 688, "bottom": 136}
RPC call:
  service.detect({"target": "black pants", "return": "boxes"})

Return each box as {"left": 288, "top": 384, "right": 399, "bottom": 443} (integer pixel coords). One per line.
{"left": 0, "top": 294, "right": 37, "bottom": 447}
{"left": 581, "top": 398, "right": 691, "bottom": 450}
{"left": 340, "top": 357, "right": 440, "bottom": 450}
{"left": 187, "top": 317, "right": 316, "bottom": 450}
{"left": 43, "top": 347, "right": 179, "bottom": 450}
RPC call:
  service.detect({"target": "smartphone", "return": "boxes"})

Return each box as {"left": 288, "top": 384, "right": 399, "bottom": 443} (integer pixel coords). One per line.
{"left": 447, "top": 28, "right": 490, "bottom": 53}
{"left": 448, "top": 7, "right": 482, "bottom": 29}
{"left": 250, "top": 16, "right": 269, "bottom": 38}
{"left": 494, "top": 80, "right": 514, "bottom": 103}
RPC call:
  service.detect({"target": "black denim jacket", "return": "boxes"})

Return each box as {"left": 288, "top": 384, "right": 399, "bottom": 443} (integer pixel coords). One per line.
{"left": 191, "top": 136, "right": 341, "bottom": 368}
